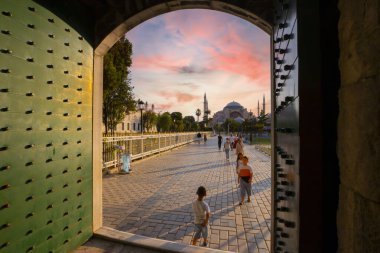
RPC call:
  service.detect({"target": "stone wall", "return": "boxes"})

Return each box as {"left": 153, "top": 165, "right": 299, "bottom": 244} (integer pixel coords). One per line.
{"left": 337, "top": 0, "right": 380, "bottom": 252}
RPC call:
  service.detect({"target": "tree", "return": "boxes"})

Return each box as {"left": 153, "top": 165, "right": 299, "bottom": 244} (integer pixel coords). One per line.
{"left": 176, "top": 120, "right": 185, "bottom": 132}
{"left": 242, "top": 118, "right": 257, "bottom": 133}
{"left": 103, "top": 37, "right": 135, "bottom": 134}
{"left": 143, "top": 110, "right": 158, "bottom": 132}
{"left": 254, "top": 122, "right": 265, "bottom": 135}
{"left": 157, "top": 112, "right": 172, "bottom": 132}
{"left": 171, "top": 112, "right": 183, "bottom": 121}
{"left": 195, "top": 109, "right": 201, "bottom": 122}
{"left": 255, "top": 112, "right": 270, "bottom": 136}
{"left": 257, "top": 112, "right": 269, "bottom": 124}
{"left": 103, "top": 84, "right": 135, "bottom": 134}
{"left": 171, "top": 112, "right": 183, "bottom": 131}
{"left": 214, "top": 123, "right": 223, "bottom": 134}
{"left": 222, "top": 118, "right": 241, "bottom": 133}
{"left": 183, "top": 116, "right": 196, "bottom": 131}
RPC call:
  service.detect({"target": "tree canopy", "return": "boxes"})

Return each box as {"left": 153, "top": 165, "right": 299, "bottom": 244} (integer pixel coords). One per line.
{"left": 143, "top": 110, "right": 158, "bottom": 132}
{"left": 257, "top": 112, "right": 269, "bottom": 124}
{"left": 222, "top": 118, "right": 241, "bottom": 133}
{"left": 103, "top": 37, "right": 135, "bottom": 134}
{"left": 183, "top": 116, "right": 198, "bottom": 131}
{"left": 195, "top": 109, "right": 201, "bottom": 122}
{"left": 157, "top": 112, "right": 173, "bottom": 132}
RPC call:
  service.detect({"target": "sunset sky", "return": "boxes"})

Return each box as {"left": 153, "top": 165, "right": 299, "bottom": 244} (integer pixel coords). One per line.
{"left": 126, "top": 9, "right": 270, "bottom": 118}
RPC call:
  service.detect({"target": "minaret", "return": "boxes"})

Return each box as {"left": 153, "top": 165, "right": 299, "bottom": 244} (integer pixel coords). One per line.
{"left": 257, "top": 100, "right": 260, "bottom": 117}
{"left": 263, "top": 94, "right": 266, "bottom": 115}
{"left": 203, "top": 93, "right": 208, "bottom": 121}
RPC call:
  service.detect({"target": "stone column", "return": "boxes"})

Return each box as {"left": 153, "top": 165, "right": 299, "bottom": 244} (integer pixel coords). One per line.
{"left": 93, "top": 53, "right": 103, "bottom": 231}
{"left": 337, "top": 0, "right": 380, "bottom": 252}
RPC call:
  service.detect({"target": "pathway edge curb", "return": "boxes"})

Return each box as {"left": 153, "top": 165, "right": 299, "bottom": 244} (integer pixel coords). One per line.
{"left": 94, "top": 227, "right": 234, "bottom": 253}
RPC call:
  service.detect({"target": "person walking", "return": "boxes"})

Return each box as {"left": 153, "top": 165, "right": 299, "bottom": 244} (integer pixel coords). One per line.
{"left": 192, "top": 186, "right": 211, "bottom": 247}
{"left": 203, "top": 133, "right": 207, "bottom": 143}
{"left": 236, "top": 152, "right": 244, "bottom": 175}
{"left": 217, "top": 134, "right": 223, "bottom": 150}
{"left": 235, "top": 138, "right": 244, "bottom": 155}
{"left": 237, "top": 156, "right": 253, "bottom": 205}
{"left": 224, "top": 138, "right": 231, "bottom": 161}
{"left": 196, "top": 132, "right": 202, "bottom": 144}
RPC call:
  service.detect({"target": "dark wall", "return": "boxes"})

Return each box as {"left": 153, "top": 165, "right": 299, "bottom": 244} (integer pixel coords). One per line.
{"left": 297, "top": 0, "right": 340, "bottom": 252}
{"left": 34, "top": 0, "right": 95, "bottom": 44}
{"left": 319, "top": 1, "right": 340, "bottom": 252}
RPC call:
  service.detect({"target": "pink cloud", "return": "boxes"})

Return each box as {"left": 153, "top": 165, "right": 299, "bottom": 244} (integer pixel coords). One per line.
{"left": 155, "top": 103, "right": 172, "bottom": 111}
{"left": 158, "top": 91, "right": 173, "bottom": 99}
{"left": 130, "top": 10, "right": 270, "bottom": 85}
{"left": 203, "top": 27, "right": 269, "bottom": 85}
{"left": 159, "top": 91, "right": 201, "bottom": 103}
{"left": 175, "top": 92, "right": 201, "bottom": 103}
{"left": 206, "top": 46, "right": 269, "bottom": 85}
{"left": 162, "top": 11, "right": 269, "bottom": 85}
{"left": 163, "top": 10, "right": 225, "bottom": 45}
{"left": 133, "top": 54, "right": 190, "bottom": 71}
{"left": 127, "top": 10, "right": 271, "bottom": 115}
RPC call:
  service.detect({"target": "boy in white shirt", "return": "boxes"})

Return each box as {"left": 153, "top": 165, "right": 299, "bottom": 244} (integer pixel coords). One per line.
{"left": 192, "top": 186, "right": 211, "bottom": 247}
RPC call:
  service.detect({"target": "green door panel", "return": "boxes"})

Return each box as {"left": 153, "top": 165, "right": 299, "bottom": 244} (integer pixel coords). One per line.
{"left": 0, "top": 0, "right": 94, "bottom": 252}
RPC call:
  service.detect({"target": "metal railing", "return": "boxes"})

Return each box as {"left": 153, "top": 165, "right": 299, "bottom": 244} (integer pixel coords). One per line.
{"left": 102, "top": 132, "right": 209, "bottom": 169}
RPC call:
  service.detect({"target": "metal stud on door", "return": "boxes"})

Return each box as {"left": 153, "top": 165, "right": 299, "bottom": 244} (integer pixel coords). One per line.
{"left": 273, "top": 0, "right": 299, "bottom": 252}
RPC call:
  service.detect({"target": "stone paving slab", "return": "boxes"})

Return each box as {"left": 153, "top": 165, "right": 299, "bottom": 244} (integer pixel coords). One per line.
{"left": 77, "top": 136, "right": 271, "bottom": 252}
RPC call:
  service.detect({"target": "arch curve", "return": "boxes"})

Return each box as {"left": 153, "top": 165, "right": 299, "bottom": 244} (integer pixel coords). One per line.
{"left": 91, "top": 0, "right": 273, "bottom": 56}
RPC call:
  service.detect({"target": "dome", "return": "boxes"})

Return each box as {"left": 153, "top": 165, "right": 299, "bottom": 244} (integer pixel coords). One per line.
{"left": 224, "top": 101, "right": 243, "bottom": 110}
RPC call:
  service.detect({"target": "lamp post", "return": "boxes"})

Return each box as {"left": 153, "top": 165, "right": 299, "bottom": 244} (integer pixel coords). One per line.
{"left": 138, "top": 101, "right": 144, "bottom": 135}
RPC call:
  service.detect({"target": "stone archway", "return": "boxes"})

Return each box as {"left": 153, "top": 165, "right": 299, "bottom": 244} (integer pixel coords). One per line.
{"left": 89, "top": 1, "right": 341, "bottom": 253}
{"left": 89, "top": 1, "right": 275, "bottom": 251}
{"left": 7, "top": 0, "right": 378, "bottom": 252}
{"left": 91, "top": 0, "right": 273, "bottom": 55}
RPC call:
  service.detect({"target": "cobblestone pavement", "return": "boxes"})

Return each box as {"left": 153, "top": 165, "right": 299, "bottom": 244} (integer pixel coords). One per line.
{"left": 102, "top": 137, "right": 271, "bottom": 253}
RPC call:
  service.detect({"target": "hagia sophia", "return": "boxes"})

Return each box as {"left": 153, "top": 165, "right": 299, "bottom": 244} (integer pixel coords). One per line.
{"left": 212, "top": 101, "right": 252, "bottom": 124}
{"left": 206, "top": 93, "right": 267, "bottom": 126}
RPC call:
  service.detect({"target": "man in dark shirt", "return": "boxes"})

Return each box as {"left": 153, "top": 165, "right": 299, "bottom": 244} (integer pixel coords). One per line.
{"left": 217, "top": 134, "right": 223, "bottom": 150}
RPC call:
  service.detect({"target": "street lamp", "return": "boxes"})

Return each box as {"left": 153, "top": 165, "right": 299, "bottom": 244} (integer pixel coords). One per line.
{"left": 138, "top": 100, "right": 144, "bottom": 135}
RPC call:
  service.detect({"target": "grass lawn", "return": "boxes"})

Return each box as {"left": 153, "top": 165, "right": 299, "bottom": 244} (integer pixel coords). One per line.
{"left": 250, "top": 137, "right": 271, "bottom": 145}
{"left": 247, "top": 136, "right": 271, "bottom": 156}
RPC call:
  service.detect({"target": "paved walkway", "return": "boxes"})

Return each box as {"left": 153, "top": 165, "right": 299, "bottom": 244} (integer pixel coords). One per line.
{"left": 99, "top": 136, "right": 271, "bottom": 253}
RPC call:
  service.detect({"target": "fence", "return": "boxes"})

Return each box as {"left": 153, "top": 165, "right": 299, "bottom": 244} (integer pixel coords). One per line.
{"left": 102, "top": 132, "right": 209, "bottom": 169}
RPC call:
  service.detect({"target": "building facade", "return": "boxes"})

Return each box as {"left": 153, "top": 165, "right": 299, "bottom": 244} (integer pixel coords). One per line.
{"left": 212, "top": 101, "right": 252, "bottom": 125}
{"left": 102, "top": 103, "right": 156, "bottom": 133}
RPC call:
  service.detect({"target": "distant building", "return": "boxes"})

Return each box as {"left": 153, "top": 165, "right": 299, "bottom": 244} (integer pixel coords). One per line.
{"left": 257, "top": 94, "right": 266, "bottom": 116}
{"left": 102, "top": 102, "right": 157, "bottom": 133}
{"left": 211, "top": 101, "right": 252, "bottom": 125}
{"left": 203, "top": 93, "right": 209, "bottom": 122}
